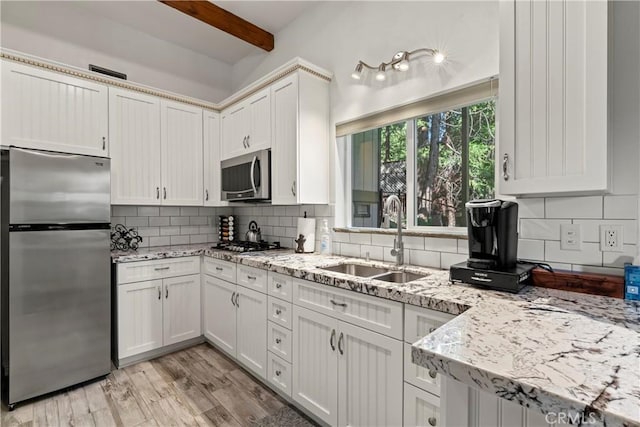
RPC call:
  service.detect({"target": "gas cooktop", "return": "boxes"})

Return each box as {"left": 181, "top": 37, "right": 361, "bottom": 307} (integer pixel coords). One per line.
{"left": 214, "top": 240, "right": 283, "bottom": 253}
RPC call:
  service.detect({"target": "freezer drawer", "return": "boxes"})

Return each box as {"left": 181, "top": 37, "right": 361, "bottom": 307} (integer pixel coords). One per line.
{"left": 6, "top": 229, "right": 111, "bottom": 404}
{"left": 9, "top": 147, "right": 110, "bottom": 224}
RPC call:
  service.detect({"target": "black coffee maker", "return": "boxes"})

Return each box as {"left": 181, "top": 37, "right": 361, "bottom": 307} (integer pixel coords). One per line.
{"left": 450, "top": 199, "right": 533, "bottom": 293}
{"left": 466, "top": 199, "right": 518, "bottom": 270}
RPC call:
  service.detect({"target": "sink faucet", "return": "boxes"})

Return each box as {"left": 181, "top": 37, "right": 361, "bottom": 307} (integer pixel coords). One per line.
{"left": 384, "top": 195, "right": 404, "bottom": 266}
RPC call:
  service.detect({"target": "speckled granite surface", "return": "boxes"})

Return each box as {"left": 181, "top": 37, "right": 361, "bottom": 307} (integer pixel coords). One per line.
{"left": 112, "top": 245, "right": 640, "bottom": 426}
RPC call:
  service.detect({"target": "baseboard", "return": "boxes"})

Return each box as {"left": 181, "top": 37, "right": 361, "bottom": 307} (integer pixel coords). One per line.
{"left": 116, "top": 336, "right": 205, "bottom": 368}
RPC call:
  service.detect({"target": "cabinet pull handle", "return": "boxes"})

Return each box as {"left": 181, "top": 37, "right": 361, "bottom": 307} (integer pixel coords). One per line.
{"left": 502, "top": 153, "right": 509, "bottom": 181}
{"left": 429, "top": 327, "right": 436, "bottom": 333}
{"left": 231, "top": 291, "right": 236, "bottom": 307}
{"left": 275, "top": 283, "right": 282, "bottom": 289}
{"left": 428, "top": 417, "right": 437, "bottom": 426}
{"left": 154, "top": 267, "right": 170, "bottom": 271}
{"left": 275, "top": 370, "right": 281, "bottom": 377}
{"left": 165, "top": 286, "right": 168, "bottom": 299}
{"left": 247, "top": 275, "right": 256, "bottom": 280}
{"left": 156, "top": 187, "right": 160, "bottom": 199}
{"left": 275, "top": 338, "right": 281, "bottom": 344}
{"left": 157, "top": 286, "right": 161, "bottom": 300}
{"left": 330, "top": 299, "right": 347, "bottom": 308}
{"left": 235, "top": 293, "right": 240, "bottom": 307}
{"left": 275, "top": 309, "right": 282, "bottom": 315}
{"left": 102, "top": 137, "right": 106, "bottom": 150}
{"left": 246, "top": 135, "right": 250, "bottom": 147}
{"left": 216, "top": 267, "right": 223, "bottom": 271}
{"left": 291, "top": 180, "right": 296, "bottom": 197}
{"left": 330, "top": 329, "right": 336, "bottom": 351}
{"left": 338, "top": 332, "right": 344, "bottom": 355}
{"left": 242, "top": 136, "right": 247, "bottom": 148}
{"left": 205, "top": 189, "right": 209, "bottom": 201}
{"left": 163, "top": 187, "right": 167, "bottom": 199}
{"left": 429, "top": 370, "right": 437, "bottom": 379}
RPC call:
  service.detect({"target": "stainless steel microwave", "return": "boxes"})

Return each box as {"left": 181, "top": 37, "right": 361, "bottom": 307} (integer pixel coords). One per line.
{"left": 221, "top": 149, "right": 271, "bottom": 202}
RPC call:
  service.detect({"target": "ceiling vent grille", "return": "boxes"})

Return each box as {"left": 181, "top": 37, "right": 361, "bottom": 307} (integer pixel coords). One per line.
{"left": 89, "top": 64, "right": 127, "bottom": 80}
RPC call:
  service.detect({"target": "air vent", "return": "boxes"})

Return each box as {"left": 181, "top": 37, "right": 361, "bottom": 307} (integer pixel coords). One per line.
{"left": 89, "top": 64, "right": 127, "bottom": 80}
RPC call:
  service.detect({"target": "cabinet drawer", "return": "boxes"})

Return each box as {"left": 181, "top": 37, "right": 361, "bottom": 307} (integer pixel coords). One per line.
{"left": 404, "top": 343, "right": 441, "bottom": 397}
{"left": 117, "top": 257, "right": 200, "bottom": 284}
{"left": 267, "top": 353, "right": 292, "bottom": 398}
{"left": 267, "top": 321, "right": 292, "bottom": 363}
{"left": 202, "top": 257, "right": 236, "bottom": 283}
{"left": 237, "top": 265, "right": 267, "bottom": 292}
{"left": 268, "top": 296, "right": 293, "bottom": 330}
{"left": 267, "top": 272, "right": 293, "bottom": 302}
{"left": 293, "top": 279, "right": 403, "bottom": 339}
{"left": 404, "top": 305, "right": 454, "bottom": 344}
{"left": 403, "top": 382, "right": 440, "bottom": 427}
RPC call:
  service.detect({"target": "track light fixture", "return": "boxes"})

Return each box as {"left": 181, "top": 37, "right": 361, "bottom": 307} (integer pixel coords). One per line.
{"left": 351, "top": 48, "right": 445, "bottom": 80}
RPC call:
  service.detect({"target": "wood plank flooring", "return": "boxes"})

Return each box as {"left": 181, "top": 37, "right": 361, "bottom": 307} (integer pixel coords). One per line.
{"left": 1, "top": 343, "right": 304, "bottom": 427}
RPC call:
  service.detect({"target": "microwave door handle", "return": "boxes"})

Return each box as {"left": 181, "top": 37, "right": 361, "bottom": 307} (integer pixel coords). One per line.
{"left": 250, "top": 155, "right": 258, "bottom": 195}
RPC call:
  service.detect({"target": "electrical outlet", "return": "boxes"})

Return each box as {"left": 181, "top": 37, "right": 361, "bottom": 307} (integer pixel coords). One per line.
{"left": 600, "top": 225, "right": 624, "bottom": 252}
{"left": 560, "top": 223, "right": 582, "bottom": 251}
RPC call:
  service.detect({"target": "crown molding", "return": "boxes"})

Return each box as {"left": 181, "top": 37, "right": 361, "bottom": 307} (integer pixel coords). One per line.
{"left": 0, "top": 48, "right": 332, "bottom": 112}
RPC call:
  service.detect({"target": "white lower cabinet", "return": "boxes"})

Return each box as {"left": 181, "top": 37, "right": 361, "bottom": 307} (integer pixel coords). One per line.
{"left": 292, "top": 305, "right": 403, "bottom": 427}
{"left": 117, "top": 272, "right": 201, "bottom": 362}
{"left": 202, "top": 275, "right": 237, "bottom": 355}
{"left": 268, "top": 352, "right": 292, "bottom": 398}
{"left": 404, "top": 383, "right": 441, "bottom": 427}
{"left": 236, "top": 285, "right": 268, "bottom": 379}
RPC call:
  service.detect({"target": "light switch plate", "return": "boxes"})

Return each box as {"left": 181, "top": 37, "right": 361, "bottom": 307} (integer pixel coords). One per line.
{"left": 560, "top": 223, "right": 582, "bottom": 251}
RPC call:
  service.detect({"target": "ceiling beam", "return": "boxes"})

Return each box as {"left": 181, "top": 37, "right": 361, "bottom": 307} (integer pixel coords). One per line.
{"left": 158, "top": 1, "right": 274, "bottom": 52}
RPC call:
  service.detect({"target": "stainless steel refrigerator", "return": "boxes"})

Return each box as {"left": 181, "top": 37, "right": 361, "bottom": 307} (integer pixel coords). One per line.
{"left": 1, "top": 147, "right": 111, "bottom": 408}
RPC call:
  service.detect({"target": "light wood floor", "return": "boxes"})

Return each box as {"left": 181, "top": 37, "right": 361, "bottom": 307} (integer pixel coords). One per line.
{"left": 1, "top": 343, "right": 297, "bottom": 427}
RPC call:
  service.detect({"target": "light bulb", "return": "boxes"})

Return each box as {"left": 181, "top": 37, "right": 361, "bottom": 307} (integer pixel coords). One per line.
{"left": 375, "top": 63, "right": 386, "bottom": 81}
{"left": 396, "top": 52, "right": 410, "bottom": 71}
{"left": 433, "top": 51, "right": 445, "bottom": 64}
{"left": 351, "top": 63, "right": 363, "bottom": 80}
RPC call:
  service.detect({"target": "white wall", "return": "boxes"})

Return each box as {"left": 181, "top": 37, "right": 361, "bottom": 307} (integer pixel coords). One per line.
{"left": 231, "top": 1, "right": 499, "bottom": 125}
{"left": 0, "top": 1, "right": 233, "bottom": 102}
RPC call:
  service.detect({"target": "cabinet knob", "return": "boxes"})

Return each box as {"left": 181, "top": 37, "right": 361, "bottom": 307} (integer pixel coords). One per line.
{"left": 502, "top": 153, "right": 509, "bottom": 181}
{"left": 102, "top": 136, "right": 106, "bottom": 150}
{"left": 428, "top": 417, "right": 437, "bottom": 426}
{"left": 275, "top": 370, "right": 281, "bottom": 377}
{"left": 275, "top": 338, "right": 281, "bottom": 344}
{"left": 275, "top": 309, "right": 282, "bottom": 315}
{"left": 216, "top": 267, "right": 223, "bottom": 272}
{"left": 205, "top": 189, "right": 209, "bottom": 201}
{"left": 429, "top": 370, "right": 437, "bottom": 379}
{"left": 275, "top": 283, "right": 282, "bottom": 289}
{"left": 247, "top": 275, "right": 256, "bottom": 280}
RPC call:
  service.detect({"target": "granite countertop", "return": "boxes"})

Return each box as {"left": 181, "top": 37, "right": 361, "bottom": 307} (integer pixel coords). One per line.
{"left": 112, "top": 244, "right": 640, "bottom": 426}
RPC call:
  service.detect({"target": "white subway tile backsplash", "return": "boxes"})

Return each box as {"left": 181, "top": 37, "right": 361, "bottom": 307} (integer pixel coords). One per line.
{"left": 170, "top": 216, "right": 190, "bottom": 226}
{"left": 340, "top": 243, "right": 361, "bottom": 258}
{"left": 604, "top": 195, "right": 638, "bottom": 219}
{"left": 112, "top": 206, "right": 137, "bottom": 217}
{"left": 180, "top": 207, "right": 199, "bottom": 216}
{"left": 520, "top": 219, "right": 570, "bottom": 241}
{"left": 409, "top": 250, "right": 440, "bottom": 268}
{"left": 573, "top": 219, "right": 637, "bottom": 244}
{"left": 125, "top": 217, "right": 149, "bottom": 227}
{"left": 349, "top": 233, "right": 372, "bottom": 245}
{"left": 148, "top": 236, "right": 170, "bottom": 247}
{"left": 189, "top": 216, "right": 208, "bottom": 226}
{"left": 180, "top": 226, "right": 200, "bottom": 235}
{"left": 545, "top": 241, "right": 602, "bottom": 266}
{"left": 160, "top": 226, "right": 181, "bottom": 236}
{"left": 545, "top": 196, "right": 603, "bottom": 219}
{"left": 457, "top": 239, "right": 468, "bottom": 254}
{"left": 518, "top": 239, "right": 545, "bottom": 261}
{"left": 403, "top": 236, "right": 425, "bottom": 250}
{"left": 360, "top": 245, "right": 384, "bottom": 261}
{"left": 425, "top": 237, "right": 458, "bottom": 253}
{"left": 441, "top": 252, "right": 467, "bottom": 269}
{"left": 160, "top": 207, "right": 180, "bottom": 216}
{"left": 190, "top": 234, "right": 207, "bottom": 244}
{"left": 371, "top": 234, "right": 396, "bottom": 247}
{"left": 334, "top": 232, "right": 351, "bottom": 243}
{"left": 199, "top": 207, "right": 215, "bottom": 216}
{"left": 602, "top": 244, "right": 636, "bottom": 267}
{"left": 137, "top": 206, "right": 159, "bottom": 217}
{"left": 517, "top": 198, "right": 545, "bottom": 218}
{"left": 279, "top": 217, "right": 293, "bottom": 227}
{"left": 170, "top": 235, "right": 190, "bottom": 245}
{"left": 111, "top": 216, "right": 125, "bottom": 225}
{"left": 285, "top": 206, "right": 300, "bottom": 216}
{"left": 136, "top": 227, "right": 160, "bottom": 237}
{"left": 149, "top": 216, "right": 170, "bottom": 227}
{"left": 314, "top": 205, "right": 333, "bottom": 217}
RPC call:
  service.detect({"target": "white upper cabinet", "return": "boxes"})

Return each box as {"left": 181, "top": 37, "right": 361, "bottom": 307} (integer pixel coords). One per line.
{"left": 2, "top": 61, "right": 108, "bottom": 157}
{"left": 271, "top": 72, "right": 330, "bottom": 205}
{"left": 109, "top": 88, "right": 162, "bottom": 205}
{"left": 220, "top": 87, "right": 271, "bottom": 161}
{"left": 160, "top": 100, "right": 204, "bottom": 206}
{"left": 203, "top": 110, "right": 226, "bottom": 206}
{"left": 499, "top": 0, "right": 608, "bottom": 195}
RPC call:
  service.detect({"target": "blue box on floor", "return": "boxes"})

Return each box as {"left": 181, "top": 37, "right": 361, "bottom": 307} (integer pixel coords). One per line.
{"left": 624, "top": 264, "right": 640, "bottom": 301}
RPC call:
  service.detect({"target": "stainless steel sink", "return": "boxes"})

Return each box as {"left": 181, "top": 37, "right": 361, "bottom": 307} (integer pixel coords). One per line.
{"left": 374, "top": 271, "right": 426, "bottom": 283}
{"left": 320, "top": 263, "right": 389, "bottom": 277}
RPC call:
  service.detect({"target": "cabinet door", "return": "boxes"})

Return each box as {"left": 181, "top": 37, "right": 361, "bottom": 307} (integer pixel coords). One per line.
{"left": 109, "top": 88, "right": 162, "bottom": 205}
{"left": 404, "top": 383, "right": 440, "bottom": 427}
{"left": 337, "top": 321, "right": 403, "bottom": 427}
{"left": 499, "top": 0, "right": 608, "bottom": 195}
{"left": 117, "top": 280, "right": 163, "bottom": 359}
{"left": 160, "top": 100, "right": 203, "bottom": 205}
{"left": 220, "top": 104, "right": 247, "bottom": 161}
{"left": 292, "top": 306, "right": 339, "bottom": 426}
{"left": 2, "top": 61, "right": 108, "bottom": 157}
{"left": 236, "top": 285, "right": 267, "bottom": 380}
{"left": 203, "top": 110, "right": 227, "bottom": 207}
{"left": 246, "top": 87, "right": 271, "bottom": 152}
{"left": 271, "top": 74, "right": 299, "bottom": 205}
{"left": 163, "top": 274, "right": 201, "bottom": 346}
{"left": 201, "top": 275, "right": 237, "bottom": 357}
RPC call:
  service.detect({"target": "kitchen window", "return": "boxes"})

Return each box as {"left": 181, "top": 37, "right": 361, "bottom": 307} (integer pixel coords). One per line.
{"left": 338, "top": 80, "right": 497, "bottom": 230}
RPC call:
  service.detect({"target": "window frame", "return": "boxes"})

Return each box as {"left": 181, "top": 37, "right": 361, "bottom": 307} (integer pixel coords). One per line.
{"left": 337, "top": 79, "right": 499, "bottom": 233}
